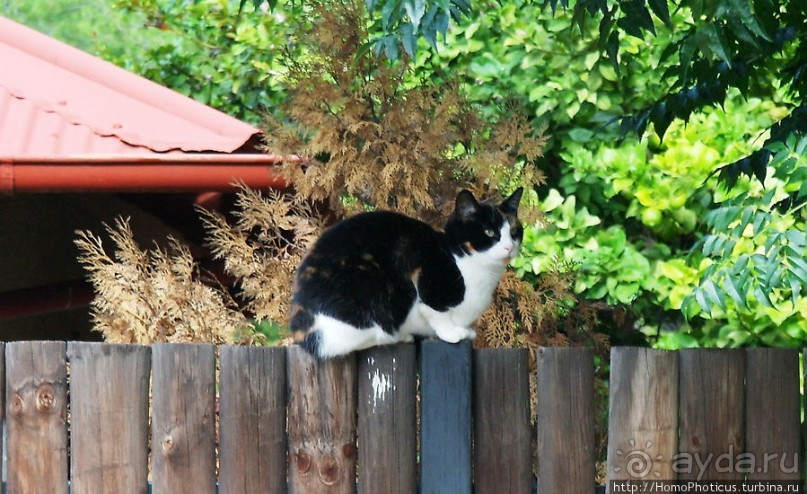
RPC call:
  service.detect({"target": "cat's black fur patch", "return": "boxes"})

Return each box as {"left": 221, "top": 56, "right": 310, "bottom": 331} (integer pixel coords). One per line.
{"left": 290, "top": 188, "right": 524, "bottom": 356}
{"left": 292, "top": 211, "right": 438, "bottom": 333}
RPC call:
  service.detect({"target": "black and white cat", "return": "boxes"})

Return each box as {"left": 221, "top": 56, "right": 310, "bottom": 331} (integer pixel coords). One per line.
{"left": 290, "top": 188, "right": 524, "bottom": 359}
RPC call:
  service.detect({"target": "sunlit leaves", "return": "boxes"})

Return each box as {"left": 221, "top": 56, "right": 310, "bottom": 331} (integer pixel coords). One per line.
{"left": 684, "top": 138, "right": 807, "bottom": 318}
{"left": 545, "top": 0, "right": 806, "bottom": 191}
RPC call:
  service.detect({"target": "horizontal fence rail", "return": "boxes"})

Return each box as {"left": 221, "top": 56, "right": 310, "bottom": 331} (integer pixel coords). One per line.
{"left": 0, "top": 341, "right": 803, "bottom": 493}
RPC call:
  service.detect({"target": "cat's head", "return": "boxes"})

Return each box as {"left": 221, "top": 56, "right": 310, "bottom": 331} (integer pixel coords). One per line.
{"left": 445, "top": 188, "right": 524, "bottom": 265}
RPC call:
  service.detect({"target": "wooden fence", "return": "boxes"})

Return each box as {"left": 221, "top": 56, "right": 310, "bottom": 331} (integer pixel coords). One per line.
{"left": 0, "top": 341, "right": 803, "bottom": 493}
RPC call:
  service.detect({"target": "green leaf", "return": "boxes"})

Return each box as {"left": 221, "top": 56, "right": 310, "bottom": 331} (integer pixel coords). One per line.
{"left": 694, "top": 287, "right": 712, "bottom": 313}
{"left": 702, "top": 23, "right": 731, "bottom": 64}
{"left": 752, "top": 211, "right": 770, "bottom": 234}
{"left": 703, "top": 279, "right": 727, "bottom": 311}
{"left": 543, "top": 189, "right": 565, "bottom": 211}
{"left": 401, "top": 23, "right": 418, "bottom": 57}
{"left": 728, "top": 0, "right": 772, "bottom": 41}
{"left": 787, "top": 256, "right": 807, "bottom": 284}
{"left": 721, "top": 238, "right": 737, "bottom": 257}
{"left": 615, "top": 282, "right": 640, "bottom": 304}
{"left": 723, "top": 274, "right": 748, "bottom": 308}
{"left": 763, "top": 264, "right": 785, "bottom": 290}
{"left": 605, "top": 31, "right": 620, "bottom": 72}
{"left": 789, "top": 278, "right": 802, "bottom": 306}
{"left": 733, "top": 254, "right": 750, "bottom": 274}
{"left": 382, "top": 0, "right": 400, "bottom": 30}
{"left": 678, "top": 35, "right": 698, "bottom": 85}
{"left": 383, "top": 34, "right": 400, "bottom": 60}
{"left": 647, "top": 0, "right": 671, "bottom": 26}
{"left": 421, "top": 7, "right": 439, "bottom": 48}
{"left": 404, "top": 0, "right": 426, "bottom": 29}
{"left": 702, "top": 234, "right": 718, "bottom": 256}
{"left": 753, "top": 285, "right": 775, "bottom": 308}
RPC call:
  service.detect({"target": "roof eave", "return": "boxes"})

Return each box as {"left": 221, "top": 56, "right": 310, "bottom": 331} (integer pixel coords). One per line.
{"left": 0, "top": 154, "right": 293, "bottom": 194}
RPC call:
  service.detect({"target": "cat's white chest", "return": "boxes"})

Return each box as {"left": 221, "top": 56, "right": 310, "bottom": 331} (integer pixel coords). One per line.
{"left": 451, "top": 253, "right": 506, "bottom": 325}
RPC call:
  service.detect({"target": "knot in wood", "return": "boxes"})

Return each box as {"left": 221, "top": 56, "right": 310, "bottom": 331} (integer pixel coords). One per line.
{"left": 318, "top": 455, "right": 340, "bottom": 486}
{"left": 161, "top": 435, "right": 175, "bottom": 454}
{"left": 36, "top": 384, "right": 56, "bottom": 412}
{"left": 294, "top": 448, "right": 311, "bottom": 474}
{"left": 10, "top": 393, "right": 25, "bottom": 416}
{"left": 342, "top": 443, "right": 356, "bottom": 459}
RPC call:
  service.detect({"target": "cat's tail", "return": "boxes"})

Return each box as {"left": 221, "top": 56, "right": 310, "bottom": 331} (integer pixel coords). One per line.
{"left": 290, "top": 304, "right": 322, "bottom": 358}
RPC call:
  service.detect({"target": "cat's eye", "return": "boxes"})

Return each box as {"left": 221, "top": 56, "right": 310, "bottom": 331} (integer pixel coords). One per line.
{"left": 484, "top": 228, "right": 496, "bottom": 237}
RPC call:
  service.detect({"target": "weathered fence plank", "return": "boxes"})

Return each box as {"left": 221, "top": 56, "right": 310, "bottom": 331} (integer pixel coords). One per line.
{"left": 607, "top": 347, "right": 679, "bottom": 488}
{"left": 6, "top": 341, "right": 68, "bottom": 494}
{"left": 67, "top": 342, "right": 151, "bottom": 494}
{"left": 536, "top": 346, "right": 596, "bottom": 494}
{"left": 3, "top": 339, "right": 807, "bottom": 492}
{"left": 151, "top": 343, "right": 217, "bottom": 494}
{"left": 287, "top": 346, "right": 357, "bottom": 494}
{"left": 474, "top": 347, "right": 532, "bottom": 494}
{"left": 357, "top": 344, "right": 417, "bottom": 494}
{"left": 420, "top": 339, "right": 473, "bottom": 494}
{"left": 219, "top": 345, "right": 287, "bottom": 494}
{"left": 745, "top": 348, "right": 800, "bottom": 481}
{"left": 678, "top": 349, "right": 745, "bottom": 482}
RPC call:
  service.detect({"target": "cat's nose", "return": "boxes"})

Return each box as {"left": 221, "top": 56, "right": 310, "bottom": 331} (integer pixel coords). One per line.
{"left": 503, "top": 242, "right": 515, "bottom": 256}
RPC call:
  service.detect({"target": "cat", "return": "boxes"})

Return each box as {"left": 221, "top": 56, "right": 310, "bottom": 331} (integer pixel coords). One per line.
{"left": 290, "top": 188, "right": 524, "bottom": 359}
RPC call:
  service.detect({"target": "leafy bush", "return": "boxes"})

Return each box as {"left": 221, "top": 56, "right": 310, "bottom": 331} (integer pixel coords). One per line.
{"left": 676, "top": 134, "right": 807, "bottom": 348}
{"left": 107, "top": 0, "right": 295, "bottom": 125}
{"left": 515, "top": 89, "right": 806, "bottom": 348}
{"left": 515, "top": 190, "right": 654, "bottom": 307}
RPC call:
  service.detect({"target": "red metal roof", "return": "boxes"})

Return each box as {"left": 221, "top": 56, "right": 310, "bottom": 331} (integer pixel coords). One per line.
{"left": 0, "top": 15, "right": 261, "bottom": 156}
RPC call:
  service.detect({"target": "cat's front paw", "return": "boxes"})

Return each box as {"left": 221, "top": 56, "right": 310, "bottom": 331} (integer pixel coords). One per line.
{"left": 435, "top": 326, "right": 476, "bottom": 344}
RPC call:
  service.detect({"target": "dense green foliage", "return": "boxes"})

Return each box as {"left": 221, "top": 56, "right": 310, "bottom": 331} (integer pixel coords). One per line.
{"left": 413, "top": 0, "right": 806, "bottom": 347}
{"left": 6, "top": 0, "right": 804, "bottom": 348}
{"left": 106, "top": 0, "right": 296, "bottom": 124}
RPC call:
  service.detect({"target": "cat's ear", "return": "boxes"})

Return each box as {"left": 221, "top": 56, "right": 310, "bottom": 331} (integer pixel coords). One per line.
{"left": 455, "top": 190, "right": 480, "bottom": 222}
{"left": 500, "top": 187, "right": 524, "bottom": 214}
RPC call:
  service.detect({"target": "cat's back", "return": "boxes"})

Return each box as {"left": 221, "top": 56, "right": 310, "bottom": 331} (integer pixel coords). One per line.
{"left": 303, "top": 210, "right": 439, "bottom": 260}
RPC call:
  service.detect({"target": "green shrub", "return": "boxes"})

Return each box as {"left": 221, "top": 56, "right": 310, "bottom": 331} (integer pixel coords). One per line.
{"left": 516, "top": 91, "right": 805, "bottom": 348}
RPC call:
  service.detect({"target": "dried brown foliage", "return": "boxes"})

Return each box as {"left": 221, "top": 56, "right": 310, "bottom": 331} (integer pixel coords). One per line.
{"left": 198, "top": 186, "right": 322, "bottom": 326}
{"left": 75, "top": 218, "right": 248, "bottom": 344}
{"left": 267, "top": 0, "right": 547, "bottom": 221}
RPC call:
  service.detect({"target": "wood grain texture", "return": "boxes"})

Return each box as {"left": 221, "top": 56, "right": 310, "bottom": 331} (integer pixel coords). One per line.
{"left": 6, "top": 341, "right": 68, "bottom": 494}
{"left": 746, "top": 348, "right": 800, "bottom": 481}
{"left": 607, "top": 347, "right": 679, "bottom": 486}
{"left": 287, "top": 346, "right": 357, "bottom": 494}
{"left": 474, "top": 348, "right": 532, "bottom": 494}
{"left": 67, "top": 342, "right": 151, "bottom": 494}
{"left": 678, "top": 349, "right": 744, "bottom": 482}
{"left": 357, "top": 344, "right": 417, "bottom": 494}
{"left": 219, "top": 345, "right": 287, "bottom": 494}
{"left": 536, "top": 346, "right": 596, "bottom": 494}
{"left": 151, "top": 343, "right": 217, "bottom": 494}
{"left": 420, "top": 340, "right": 473, "bottom": 494}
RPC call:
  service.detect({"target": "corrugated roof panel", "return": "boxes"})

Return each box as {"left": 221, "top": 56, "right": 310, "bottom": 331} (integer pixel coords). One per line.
{"left": 0, "top": 86, "right": 172, "bottom": 156}
{"left": 0, "top": 15, "right": 262, "bottom": 156}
